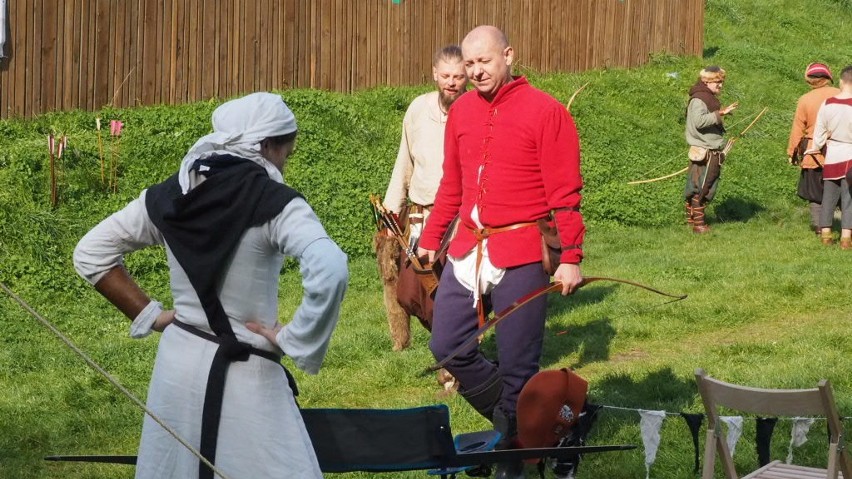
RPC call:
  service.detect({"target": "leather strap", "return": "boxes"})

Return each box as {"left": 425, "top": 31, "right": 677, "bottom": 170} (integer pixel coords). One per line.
{"left": 469, "top": 221, "right": 538, "bottom": 327}
{"left": 172, "top": 319, "right": 283, "bottom": 364}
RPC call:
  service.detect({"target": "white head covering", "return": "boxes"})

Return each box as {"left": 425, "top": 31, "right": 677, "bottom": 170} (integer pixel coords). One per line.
{"left": 178, "top": 92, "right": 297, "bottom": 193}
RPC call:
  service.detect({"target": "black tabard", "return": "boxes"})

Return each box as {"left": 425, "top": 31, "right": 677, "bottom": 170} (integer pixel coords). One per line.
{"left": 146, "top": 155, "right": 302, "bottom": 479}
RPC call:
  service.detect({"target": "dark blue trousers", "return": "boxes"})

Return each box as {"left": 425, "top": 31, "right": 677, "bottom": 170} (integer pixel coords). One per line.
{"left": 429, "top": 261, "right": 549, "bottom": 416}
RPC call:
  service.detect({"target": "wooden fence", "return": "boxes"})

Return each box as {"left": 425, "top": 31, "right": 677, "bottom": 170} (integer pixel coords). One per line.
{"left": 0, "top": 0, "right": 704, "bottom": 119}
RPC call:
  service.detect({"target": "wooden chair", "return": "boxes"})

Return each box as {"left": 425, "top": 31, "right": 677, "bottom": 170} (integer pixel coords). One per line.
{"left": 695, "top": 368, "right": 851, "bottom": 479}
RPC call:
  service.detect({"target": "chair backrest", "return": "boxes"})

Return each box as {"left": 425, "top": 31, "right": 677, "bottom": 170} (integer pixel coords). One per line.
{"left": 695, "top": 368, "right": 851, "bottom": 479}
{"left": 301, "top": 405, "right": 457, "bottom": 473}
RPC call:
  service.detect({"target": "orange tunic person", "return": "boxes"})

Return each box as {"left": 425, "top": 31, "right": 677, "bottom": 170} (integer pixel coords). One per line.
{"left": 787, "top": 62, "right": 840, "bottom": 235}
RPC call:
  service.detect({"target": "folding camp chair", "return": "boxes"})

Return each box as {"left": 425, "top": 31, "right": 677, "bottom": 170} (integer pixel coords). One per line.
{"left": 302, "top": 404, "right": 634, "bottom": 478}
{"left": 45, "top": 404, "right": 634, "bottom": 478}
{"left": 695, "top": 368, "right": 851, "bottom": 479}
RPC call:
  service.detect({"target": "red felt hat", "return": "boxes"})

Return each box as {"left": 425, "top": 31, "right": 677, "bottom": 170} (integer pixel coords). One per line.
{"left": 805, "top": 63, "right": 833, "bottom": 81}
{"left": 516, "top": 368, "right": 588, "bottom": 460}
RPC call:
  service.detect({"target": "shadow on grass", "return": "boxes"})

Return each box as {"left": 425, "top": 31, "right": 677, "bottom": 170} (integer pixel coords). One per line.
{"left": 713, "top": 197, "right": 765, "bottom": 223}
{"left": 541, "top": 317, "right": 616, "bottom": 369}
{"left": 541, "top": 285, "right": 617, "bottom": 368}
{"left": 594, "top": 367, "right": 698, "bottom": 411}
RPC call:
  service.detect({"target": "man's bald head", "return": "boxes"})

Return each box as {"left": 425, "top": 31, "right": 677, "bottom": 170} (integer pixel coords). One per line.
{"left": 461, "top": 25, "right": 514, "bottom": 101}
{"left": 462, "top": 25, "right": 509, "bottom": 51}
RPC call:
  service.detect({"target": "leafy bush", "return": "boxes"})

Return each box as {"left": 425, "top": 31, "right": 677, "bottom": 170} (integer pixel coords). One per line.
{"left": 1, "top": 0, "right": 850, "bottom": 298}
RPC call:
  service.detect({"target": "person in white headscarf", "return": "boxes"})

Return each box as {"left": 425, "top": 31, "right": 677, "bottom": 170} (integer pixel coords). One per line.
{"left": 73, "top": 92, "right": 348, "bottom": 479}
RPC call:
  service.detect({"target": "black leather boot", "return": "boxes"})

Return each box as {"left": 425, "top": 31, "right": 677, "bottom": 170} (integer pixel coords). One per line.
{"left": 492, "top": 407, "right": 524, "bottom": 479}
{"left": 458, "top": 372, "right": 503, "bottom": 421}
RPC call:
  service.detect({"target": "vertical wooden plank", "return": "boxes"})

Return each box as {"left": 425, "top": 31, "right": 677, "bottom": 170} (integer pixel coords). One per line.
{"left": 341, "top": 0, "right": 350, "bottom": 91}
{"left": 125, "top": 0, "right": 134, "bottom": 106}
{"left": 327, "top": 0, "right": 335, "bottom": 91}
{"left": 302, "top": 0, "right": 308, "bottom": 90}
{"left": 0, "top": 0, "right": 6, "bottom": 116}
{"left": 112, "top": 0, "right": 127, "bottom": 107}
{"left": 373, "top": 0, "right": 380, "bottom": 88}
{"left": 106, "top": 0, "right": 116, "bottom": 105}
{"left": 188, "top": 0, "right": 199, "bottom": 100}
{"left": 625, "top": 0, "right": 636, "bottom": 67}
{"left": 91, "top": 0, "right": 107, "bottom": 108}
{"left": 379, "top": 0, "right": 387, "bottom": 85}
{"left": 261, "top": 0, "right": 272, "bottom": 92}
{"left": 306, "top": 0, "right": 314, "bottom": 88}
{"left": 269, "top": 0, "right": 279, "bottom": 90}
{"left": 353, "top": 0, "right": 365, "bottom": 90}
{"left": 584, "top": 0, "right": 595, "bottom": 70}
{"left": 22, "top": 0, "right": 31, "bottom": 115}
{"left": 363, "top": 0, "right": 371, "bottom": 89}
{"left": 418, "top": 0, "right": 429, "bottom": 85}
{"left": 319, "top": 0, "right": 330, "bottom": 90}
{"left": 283, "top": 0, "right": 295, "bottom": 89}
{"left": 247, "top": 0, "right": 258, "bottom": 93}
{"left": 338, "top": 0, "right": 346, "bottom": 91}
{"left": 84, "top": 0, "right": 98, "bottom": 110}
{"left": 214, "top": 0, "right": 226, "bottom": 96}
{"left": 200, "top": 0, "right": 215, "bottom": 98}
{"left": 168, "top": 0, "right": 179, "bottom": 103}
{"left": 229, "top": 0, "right": 239, "bottom": 97}
{"left": 612, "top": 0, "right": 624, "bottom": 68}
{"left": 138, "top": 0, "right": 155, "bottom": 105}
{"left": 157, "top": 0, "right": 169, "bottom": 104}
{"left": 12, "top": 0, "right": 20, "bottom": 115}
{"left": 697, "top": 0, "right": 705, "bottom": 57}
{"left": 388, "top": 0, "right": 397, "bottom": 86}
{"left": 54, "top": 0, "right": 65, "bottom": 111}
{"left": 547, "top": 0, "right": 559, "bottom": 72}
{"left": 153, "top": 0, "right": 162, "bottom": 103}
{"left": 42, "top": 0, "right": 58, "bottom": 113}
{"left": 133, "top": 0, "right": 143, "bottom": 106}
{"left": 69, "top": 0, "right": 82, "bottom": 111}
{"left": 11, "top": 0, "right": 29, "bottom": 117}
{"left": 30, "top": 0, "right": 41, "bottom": 116}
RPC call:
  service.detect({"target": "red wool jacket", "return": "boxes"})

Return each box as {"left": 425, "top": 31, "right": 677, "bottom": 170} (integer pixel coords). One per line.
{"left": 419, "top": 77, "right": 585, "bottom": 267}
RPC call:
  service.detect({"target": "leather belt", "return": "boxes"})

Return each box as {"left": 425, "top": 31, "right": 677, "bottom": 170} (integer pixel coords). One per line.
{"left": 468, "top": 221, "right": 539, "bottom": 327}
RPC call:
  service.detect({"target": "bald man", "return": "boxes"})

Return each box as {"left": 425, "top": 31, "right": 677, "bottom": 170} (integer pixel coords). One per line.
{"left": 418, "top": 25, "right": 585, "bottom": 478}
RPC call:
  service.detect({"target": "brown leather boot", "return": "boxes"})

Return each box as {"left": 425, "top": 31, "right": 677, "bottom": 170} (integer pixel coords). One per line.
{"left": 691, "top": 197, "right": 710, "bottom": 234}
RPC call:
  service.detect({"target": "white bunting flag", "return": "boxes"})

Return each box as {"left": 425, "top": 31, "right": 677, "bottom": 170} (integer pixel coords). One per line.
{"left": 720, "top": 416, "right": 743, "bottom": 457}
{"left": 786, "top": 417, "right": 815, "bottom": 464}
{"left": 639, "top": 410, "right": 666, "bottom": 479}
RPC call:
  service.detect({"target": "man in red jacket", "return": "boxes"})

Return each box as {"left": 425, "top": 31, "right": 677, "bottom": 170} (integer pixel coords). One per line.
{"left": 417, "top": 25, "right": 585, "bottom": 478}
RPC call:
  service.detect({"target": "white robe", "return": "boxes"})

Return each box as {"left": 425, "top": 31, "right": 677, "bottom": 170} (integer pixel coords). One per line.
{"left": 73, "top": 190, "right": 348, "bottom": 479}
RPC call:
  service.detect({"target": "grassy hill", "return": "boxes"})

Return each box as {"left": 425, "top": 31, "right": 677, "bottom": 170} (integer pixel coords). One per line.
{"left": 1, "top": 0, "right": 851, "bottom": 478}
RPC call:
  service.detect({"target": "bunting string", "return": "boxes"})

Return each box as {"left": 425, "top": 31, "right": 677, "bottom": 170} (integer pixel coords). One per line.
{"left": 593, "top": 404, "right": 850, "bottom": 477}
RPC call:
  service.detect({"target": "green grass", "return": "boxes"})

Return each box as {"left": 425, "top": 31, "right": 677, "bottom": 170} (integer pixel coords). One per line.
{"left": 4, "top": 215, "right": 852, "bottom": 479}
{"left": 2, "top": 0, "right": 852, "bottom": 477}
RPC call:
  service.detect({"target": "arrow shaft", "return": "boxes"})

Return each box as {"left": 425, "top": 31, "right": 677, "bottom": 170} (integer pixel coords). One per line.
{"left": 0, "top": 284, "right": 233, "bottom": 479}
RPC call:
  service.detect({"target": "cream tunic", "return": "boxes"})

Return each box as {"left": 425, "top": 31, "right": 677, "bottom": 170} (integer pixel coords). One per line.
{"left": 383, "top": 91, "right": 448, "bottom": 213}
{"left": 74, "top": 190, "right": 348, "bottom": 479}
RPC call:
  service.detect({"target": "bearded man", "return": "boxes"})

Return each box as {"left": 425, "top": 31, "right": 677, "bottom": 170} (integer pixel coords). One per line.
{"left": 377, "top": 44, "right": 468, "bottom": 351}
